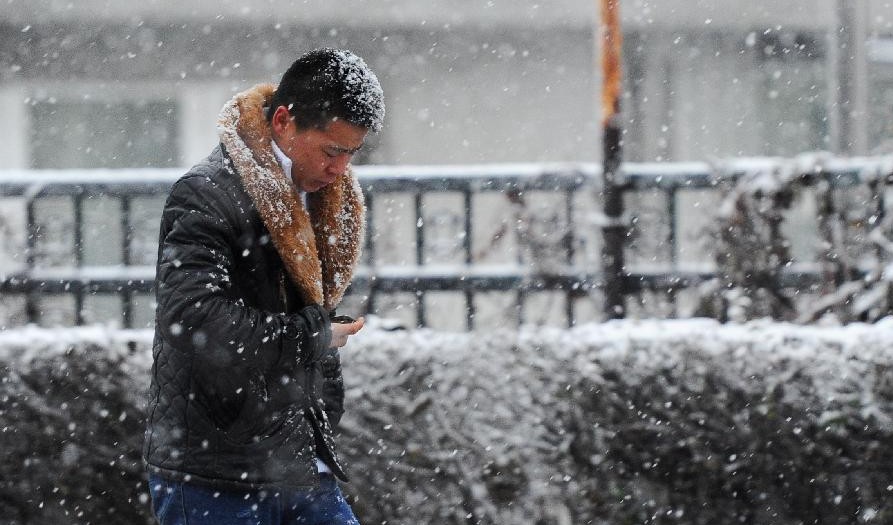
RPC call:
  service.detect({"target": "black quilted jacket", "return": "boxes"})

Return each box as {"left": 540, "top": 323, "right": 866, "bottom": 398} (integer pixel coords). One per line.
{"left": 143, "top": 146, "right": 349, "bottom": 489}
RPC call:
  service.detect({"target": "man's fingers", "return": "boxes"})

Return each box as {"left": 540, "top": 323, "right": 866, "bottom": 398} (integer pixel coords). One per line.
{"left": 347, "top": 317, "right": 365, "bottom": 334}
{"left": 330, "top": 317, "right": 364, "bottom": 347}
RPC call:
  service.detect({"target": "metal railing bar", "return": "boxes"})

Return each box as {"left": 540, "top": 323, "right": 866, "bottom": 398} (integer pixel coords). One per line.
{"left": 74, "top": 192, "right": 85, "bottom": 325}
{"left": 121, "top": 195, "right": 134, "bottom": 328}
{"left": 1, "top": 263, "right": 832, "bottom": 294}
{"left": 565, "top": 189, "right": 575, "bottom": 327}
{"left": 463, "top": 190, "right": 473, "bottom": 329}
{"left": 24, "top": 195, "right": 38, "bottom": 322}
{"left": 4, "top": 157, "right": 893, "bottom": 328}
{"left": 5, "top": 158, "right": 893, "bottom": 198}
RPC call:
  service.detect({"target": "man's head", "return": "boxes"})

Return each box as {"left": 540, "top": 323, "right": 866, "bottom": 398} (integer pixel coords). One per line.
{"left": 268, "top": 48, "right": 385, "bottom": 192}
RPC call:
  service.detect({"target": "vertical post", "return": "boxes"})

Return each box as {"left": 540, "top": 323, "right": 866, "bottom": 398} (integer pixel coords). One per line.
{"left": 73, "top": 192, "right": 85, "bottom": 325}
{"left": 830, "top": 0, "right": 869, "bottom": 154}
{"left": 565, "top": 189, "right": 576, "bottom": 327}
{"left": 463, "top": 190, "right": 474, "bottom": 330}
{"left": 516, "top": 288, "right": 525, "bottom": 327}
{"left": 25, "top": 196, "right": 38, "bottom": 324}
{"left": 666, "top": 186, "right": 678, "bottom": 317}
{"left": 871, "top": 178, "right": 885, "bottom": 263}
{"left": 599, "top": 0, "right": 626, "bottom": 319}
{"left": 121, "top": 195, "right": 133, "bottom": 328}
{"left": 414, "top": 192, "right": 425, "bottom": 327}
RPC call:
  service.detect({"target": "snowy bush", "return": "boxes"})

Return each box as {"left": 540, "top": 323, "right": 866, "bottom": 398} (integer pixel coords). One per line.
{"left": 341, "top": 319, "right": 893, "bottom": 524}
{"left": 0, "top": 327, "right": 153, "bottom": 525}
{"left": 3, "top": 319, "right": 893, "bottom": 524}
{"left": 694, "top": 154, "right": 893, "bottom": 324}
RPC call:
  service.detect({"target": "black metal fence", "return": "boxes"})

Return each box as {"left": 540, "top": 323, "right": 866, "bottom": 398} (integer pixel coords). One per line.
{"left": 1, "top": 156, "right": 891, "bottom": 329}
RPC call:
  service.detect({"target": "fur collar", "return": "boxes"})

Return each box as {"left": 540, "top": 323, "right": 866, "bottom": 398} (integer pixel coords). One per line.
{"left": 216, "top": 83, "right": 365, "bottom": 310}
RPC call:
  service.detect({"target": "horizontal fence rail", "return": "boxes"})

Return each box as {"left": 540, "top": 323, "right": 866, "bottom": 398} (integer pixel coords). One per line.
{"left": 2, "top": 155, "right": 893, "bottom": 329}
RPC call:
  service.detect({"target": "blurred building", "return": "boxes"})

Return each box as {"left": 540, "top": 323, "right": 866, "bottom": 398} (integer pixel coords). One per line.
{"left": 0, "top": 0, "right": 599, "bottom": 169}
{"left": 2, "top": 0, "right": 893, "bottom": 170}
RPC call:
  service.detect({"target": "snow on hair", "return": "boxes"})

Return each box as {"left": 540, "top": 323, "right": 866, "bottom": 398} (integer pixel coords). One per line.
{"left": 327, "top": 49, "right": 385, "bottom": 133}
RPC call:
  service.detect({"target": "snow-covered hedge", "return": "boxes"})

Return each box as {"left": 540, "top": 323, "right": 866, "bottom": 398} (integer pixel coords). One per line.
{"left": 0, "top": 327, "right": 153, "bottom": 525}
{"left": 2, "top": 319, "right": 893, "bottom": 524}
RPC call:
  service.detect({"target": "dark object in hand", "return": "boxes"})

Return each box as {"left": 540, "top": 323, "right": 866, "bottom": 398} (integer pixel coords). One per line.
{"left": 331, "top": 315, "right": 356, "bottom": 324}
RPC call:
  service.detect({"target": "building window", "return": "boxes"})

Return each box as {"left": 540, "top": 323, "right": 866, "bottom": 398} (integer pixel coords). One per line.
{"left": 755, "top": 30, "right": 828, "bottom": 156}
{"left": 30, "top": 99, "right": 179, "bottom": 169}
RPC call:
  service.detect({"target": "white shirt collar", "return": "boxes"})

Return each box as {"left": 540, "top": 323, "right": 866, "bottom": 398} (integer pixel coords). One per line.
{"left": 271, "top": 140, "right": 292, "bottom": 180}
{"left": 271, "top": 140, "right": 307, "bottom": 205}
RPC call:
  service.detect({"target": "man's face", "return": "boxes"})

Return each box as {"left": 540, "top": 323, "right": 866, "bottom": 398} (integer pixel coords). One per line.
{"left": 270, "top": 106, "right": 368, "bottom": 193}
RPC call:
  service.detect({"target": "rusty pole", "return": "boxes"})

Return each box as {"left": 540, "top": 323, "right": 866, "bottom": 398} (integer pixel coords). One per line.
{"left": 599, "top": 0, "right": 626, "bottom": 319}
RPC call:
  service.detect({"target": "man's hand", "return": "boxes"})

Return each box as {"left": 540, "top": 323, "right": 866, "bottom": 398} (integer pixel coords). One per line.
{"left": 330, "top": 316, "right": 365, "bottom": 348}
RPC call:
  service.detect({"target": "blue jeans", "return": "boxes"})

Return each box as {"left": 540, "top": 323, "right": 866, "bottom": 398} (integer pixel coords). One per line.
{"left": 148, "top": 473, "right": 360, "bottom": 525}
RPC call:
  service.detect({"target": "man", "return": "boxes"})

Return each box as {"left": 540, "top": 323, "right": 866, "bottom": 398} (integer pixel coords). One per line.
{"left": 143, "top": 48, "right": 384, "bottom": 524}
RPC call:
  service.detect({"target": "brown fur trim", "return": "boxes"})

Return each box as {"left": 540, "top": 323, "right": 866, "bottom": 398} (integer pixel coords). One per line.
{"left": 217, "top": 84, "right": 365, "bottom": 310}
{"left": 309, "top": 168, "right": 366, "bottom": 308}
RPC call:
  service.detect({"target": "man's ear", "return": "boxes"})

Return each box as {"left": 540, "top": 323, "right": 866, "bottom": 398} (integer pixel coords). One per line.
{"left": 270, "top": 106, "right": 293, "bottom": 136}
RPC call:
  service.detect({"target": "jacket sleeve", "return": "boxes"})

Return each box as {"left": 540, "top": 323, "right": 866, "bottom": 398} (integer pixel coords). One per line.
{"left": 154, "top": 174, "right": 331, "bottom": 382}
{"left": 318, "top": 347, "right": 346, "bottom": 426}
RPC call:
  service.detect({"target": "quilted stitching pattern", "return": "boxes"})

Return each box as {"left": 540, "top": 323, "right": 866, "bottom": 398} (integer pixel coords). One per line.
{"left": 143, "top": 146, "right": 348, "bottom": 489}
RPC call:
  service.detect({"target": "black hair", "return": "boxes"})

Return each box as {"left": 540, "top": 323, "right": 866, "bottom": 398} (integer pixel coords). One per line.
{"left": 267, "top": 48, "right": 385, "bottom": 132}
